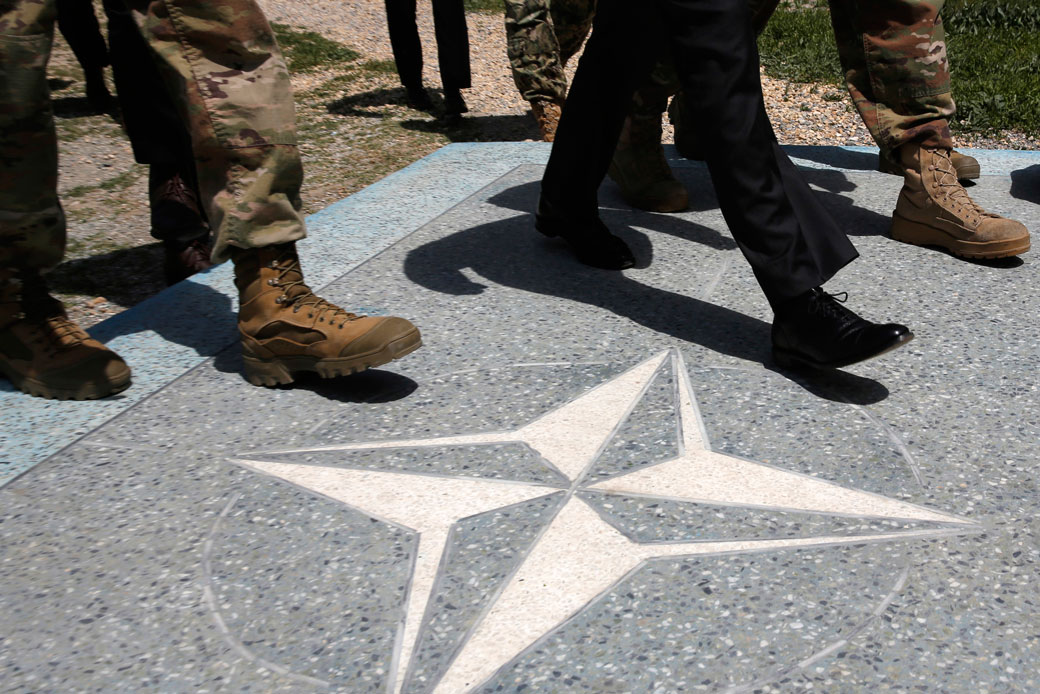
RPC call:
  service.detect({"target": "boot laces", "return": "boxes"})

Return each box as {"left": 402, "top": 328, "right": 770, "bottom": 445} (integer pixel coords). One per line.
{"left": 269, "top": 255, "right": 362, "bottom": 328}
{"left": 37, "top": 315, "right": 89, "bottom": 353}
{"left": 16, "top": 273, "right": 88, "bottom": 353}
{"left": 930, "top": 149, "right": 992, "bottom": 223}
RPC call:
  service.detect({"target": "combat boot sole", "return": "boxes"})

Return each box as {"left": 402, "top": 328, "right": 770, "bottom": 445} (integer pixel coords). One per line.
{"left": 891, "top": 214, "right": 1031, "bottom": 259}
{"left": 243, "top": 328, "right": 422, "bottom": 386}
{"left": 0, "top": 359, "right": 131, "bottom": 400}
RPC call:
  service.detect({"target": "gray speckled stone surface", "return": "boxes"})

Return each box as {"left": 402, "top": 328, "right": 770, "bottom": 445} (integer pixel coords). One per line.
{"left": 578, "top": 491, "right": 959, "bottom": 543}
{"left": 476, "top": 541, "right": 918, "bottom": 694}
{"left": 2, "top": 145, "right": 1040, "bottom": 693}
{"left": 588, "top": 361, "right": 680, "bottom": 483}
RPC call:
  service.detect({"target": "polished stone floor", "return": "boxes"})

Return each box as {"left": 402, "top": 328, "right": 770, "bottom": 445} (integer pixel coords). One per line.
{"left": 2, "top": 144, "right": 1039, "bottom": 693}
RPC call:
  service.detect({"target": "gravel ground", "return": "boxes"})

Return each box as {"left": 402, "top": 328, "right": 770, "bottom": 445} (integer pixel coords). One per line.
{"left": 261, "top": 0, "right": 1040, "bottom": 150}
{"left": 48, "top": 1, "right": 1038, "bottom": 328}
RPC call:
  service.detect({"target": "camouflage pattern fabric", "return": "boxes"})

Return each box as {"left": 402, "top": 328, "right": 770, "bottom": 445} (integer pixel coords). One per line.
{"left": 0, "top": 0, "right": 306, "bottom": 271}
{"left": 747, "top": 0, "right": 954, "bottom": 153}
{"left": 826, "top": 0, "right": 954, "bottom": 152}
{"left": 123, "top": 0, "right": 306, "bottom": 261}
{"left": 504, "top": 0, "right": 595, "bottom": 104}
{"left": 0, "top": 0, "right": 66, "bottom": 269}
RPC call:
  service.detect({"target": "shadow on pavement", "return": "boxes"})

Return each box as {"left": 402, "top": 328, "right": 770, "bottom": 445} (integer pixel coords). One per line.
{"left": 327, "top": 87, "right": 541, "bottom": 141}
{"left": 1010, "top": 163, "right": 1040, "bottom": 206}
{"left": 48, "top": 243, "right": 167, "bottom": 309}
{"left": 780, "top": 144, "right": 880, "bottom": 172}
{"left": 637, "top": 166, "right": 894, "bottom": 237}
{"left": 212, "top": 345, "right": 418, "bottom": 403}
{"left": 398, "top": 114, "right": 540, "bottom": 143}
{"left": 404, "top": 180, "right": 890, "bottom": 406}
{"left": 90, "top": 278, "right": 236, "bottom": 358}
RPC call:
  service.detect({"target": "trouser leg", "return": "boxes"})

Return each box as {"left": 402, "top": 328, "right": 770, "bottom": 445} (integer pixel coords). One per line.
{"left": 657, "top": 0, "right": 857, "bottom": 306}
{"left": 504, "top": 0, "right": 568, "bottom": 103}
{"left": 828, "top": 0, "right": 954, "bottom": 154}
{"left": 55, "top": 0, "right": 109, "bottom": 71}
{"left": 431, "top": 0, "right": 470, "bottom": 90}
{"left": 540, "top": 0, "right": 662, "bottom": 216}
{"left": 0, "top": 0, "right": 65, "bottom": 271}
{"left": 104, "top": 0, "right": 188, "bottom": 167}
{"left": 550, "top": 0, "right": 595, "bottom": 67}
{"left": 384, "top": 0, "right": 423, "bottom": 89}
{"left": 120, "top": 0, "right": 306, "bottom": 261}
{"left": 105, "top": 0, "right": 206, "bottom": 247}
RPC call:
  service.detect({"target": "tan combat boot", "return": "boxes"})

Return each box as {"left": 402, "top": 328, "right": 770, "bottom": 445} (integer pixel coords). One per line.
{"left": 879, "top": 148, "right": 980, "bottom": 181}
{"left": 233, "top": 243, "right": 421, "bottom": 386}
{"left": 0, "top": 268, "right": 130, "bottom": 399}
{"left": 530, "top": 100, "right": 562, "bottom": 142}
{"left": 891, "top": 145, "right": 1029, "bottom": 259}
{"left": 608, "top": 111, "right": 688, "bottom": 213}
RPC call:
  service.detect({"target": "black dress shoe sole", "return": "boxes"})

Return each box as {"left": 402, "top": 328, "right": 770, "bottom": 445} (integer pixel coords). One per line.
{"left": 773, "top": 331, "right": 914, "bottom": 370}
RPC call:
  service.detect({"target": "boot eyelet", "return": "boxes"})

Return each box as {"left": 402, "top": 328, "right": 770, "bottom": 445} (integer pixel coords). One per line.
{"left": 267, "top": 279, "right": 278, "bottom": 286}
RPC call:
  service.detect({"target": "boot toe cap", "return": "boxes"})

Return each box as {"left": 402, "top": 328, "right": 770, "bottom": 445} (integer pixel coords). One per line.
{"left": 338, "top": 317, "right": 420, "bottom": 358}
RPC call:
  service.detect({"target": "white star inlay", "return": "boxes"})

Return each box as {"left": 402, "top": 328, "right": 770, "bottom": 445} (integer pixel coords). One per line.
{"left": 231, "top": 350, "right": 977, "bottom": 693}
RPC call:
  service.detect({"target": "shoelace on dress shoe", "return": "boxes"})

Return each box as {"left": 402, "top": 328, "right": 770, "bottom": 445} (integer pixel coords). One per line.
{"left": 807, "top": 289, "right": 858, "bottom": 330}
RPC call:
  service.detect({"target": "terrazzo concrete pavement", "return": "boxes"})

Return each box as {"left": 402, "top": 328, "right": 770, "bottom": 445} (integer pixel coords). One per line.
{"left": 2, "top": 143, "right": 1039, "bottom": 692}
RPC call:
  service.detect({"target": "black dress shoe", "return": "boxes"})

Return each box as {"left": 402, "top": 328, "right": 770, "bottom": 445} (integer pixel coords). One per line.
{"left": 772, "top": 288, "right": 913, "bottom": 369}
{"left": 441, "top": 89, "right": 468, "bottom": 126}
{"left": 405, "top": 85, "right": 433, "bottom": 111}
{"left": 536, "top": 197, "right": 635, "bottom": 270}
{"left": 163, "top": 237, "right": 214, "bottom": 286}
{"left": 443, "top": 89, "right": 468, "bottom": 116}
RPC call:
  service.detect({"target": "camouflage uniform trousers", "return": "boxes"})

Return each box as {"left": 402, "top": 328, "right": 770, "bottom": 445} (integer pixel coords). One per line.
{"left": 662, "top": 0, "right": 954, "bottom": 157}
{"left": 0, "top": 0, "right": 306, "bottom": 271}
{"left": 826, "top": 0, "right": 955, "bottom": 154}
{"left": 504, "top": 0, "right": 596, "bottom": 104}
{"left": 747, "top": 0, "right": 954, "bottom": 154}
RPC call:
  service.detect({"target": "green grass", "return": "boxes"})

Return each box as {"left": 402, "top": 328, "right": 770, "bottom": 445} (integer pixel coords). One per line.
{"left": 944, "top": 0, "right": 1040, "bottom": 133}
{"left": 463, "top": 0, "right": 501, "bottom": 13}
{"left": 757, "top": 3, "right": 842, "bottom": 86}
{"left": 97, "top": 168, "right": 142, "bottom": 192}
{"left": 271, "top": 23, "right": 360, "bottom": 72}
{"left": 756, "top": 0, "right": 1040, "bottom": 134}
{"left": 361, "top": 59, "right": 400, "bottom": 76}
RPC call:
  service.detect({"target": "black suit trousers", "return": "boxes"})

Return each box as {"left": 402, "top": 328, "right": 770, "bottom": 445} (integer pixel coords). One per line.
{"left": 384, "top": 0, "right": 471, "bottom": 91}
{"left": 540, "top": 0, "right": 858, "bottom": 308}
